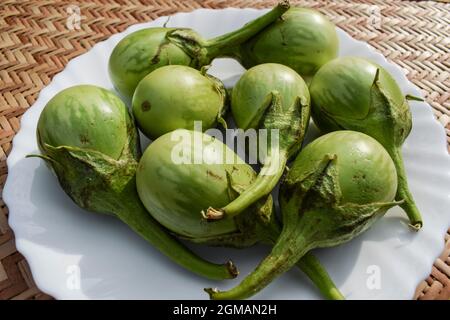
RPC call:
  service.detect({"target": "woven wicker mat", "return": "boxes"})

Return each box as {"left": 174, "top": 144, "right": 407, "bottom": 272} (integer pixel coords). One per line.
{"left": 0, "top": 0, "right": 449, "bottom": 300}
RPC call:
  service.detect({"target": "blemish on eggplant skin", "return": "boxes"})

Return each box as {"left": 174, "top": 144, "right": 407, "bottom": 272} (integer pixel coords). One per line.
{"left": 207, "top": 170, "right": 223, "bottom": 180}
{"left": 79, "top": 134, "right": 89, "bottom": 144}
{"left": 141, "top": 101, "right": 151, "bottom": 112}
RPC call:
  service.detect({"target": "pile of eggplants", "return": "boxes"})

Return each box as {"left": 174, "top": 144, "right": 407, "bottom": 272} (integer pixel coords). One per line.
{"left": 33, "top": 1, "right": 423, "bottom": 300}
{"left": 309, "top": 57, "right": 422, "bottom": 229}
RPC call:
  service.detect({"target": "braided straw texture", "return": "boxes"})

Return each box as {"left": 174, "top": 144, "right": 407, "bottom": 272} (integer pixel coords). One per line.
{"left": 0, "top": 0, "right": 449, "bottom": 300}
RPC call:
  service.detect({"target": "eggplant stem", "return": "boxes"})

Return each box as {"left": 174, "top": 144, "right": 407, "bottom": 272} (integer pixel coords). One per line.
{"left": 296, "top": 253, "right": 345, "bottom": 300}
{"left": 390, "top": 146, "right": 423, "bottom": 230}
{"left": 262, "top": 212, "right": 345, "bottom": 300}
{"left": 115, "top": 182, "right": 238, "bottom": 280}
{"left": 206, "top": 212, "right": 347, "bottom": 299}
{"left": 207, "top": 227, "right": 310, "bottom": 299}
{"left": 203, "top": 1, "right": 289, "bottom": 58}
{"left": 205, "top": 151, "right": 288, "bottom": 220}
{"left": 405, "top": 94, "right": 424, "bottom": 102}
{"left": 203, "top": 207, "right": 224, "bottom": 220}
{"left": 26, "top": 153, "right": 55, "bottom": 163}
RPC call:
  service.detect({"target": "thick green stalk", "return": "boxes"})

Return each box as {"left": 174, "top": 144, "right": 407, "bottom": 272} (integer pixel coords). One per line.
{"left": 296, "top": 253, "right": 344, "bottom": 300}
{"left": 389, "top": 146, "right": 422, "bottom": 230}
{"left": 206, "top": 170, "right": 347, "bottom": 300}
{"left": 204, "top": 1, "right": 289, "bottom": 59}
{"left": 113, "top": 179, "right": 238, "bottom": 280}
{"left": 207, "top": 224, "right": 311, "bottom": 299}
{"left": 205, "top": 151, "right": 288, "bottom": 220}
{"left": 258, "top": 219, "right": 344, "bottom": 300}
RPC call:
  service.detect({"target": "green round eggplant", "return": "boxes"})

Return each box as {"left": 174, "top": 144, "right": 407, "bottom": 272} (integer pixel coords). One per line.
{"left": 132, "top": 66, "right": 226, "bottom": 140}
{"left": 35, "top": 85, "right": 244, "bottom": 280}
{"left": 136, "top": 129, "right": 258, "bottom": 242}
{"left": 232, "top": 63, "right": 310, "bottom": 130}
{"left": 310, "top": 56, "right": 406, "bottom": 143}
{"left": 236, "top": 8, "right": 339, "bottom": 76}
{"left": 37, "top": 85, "right": 132, "bottom": 160}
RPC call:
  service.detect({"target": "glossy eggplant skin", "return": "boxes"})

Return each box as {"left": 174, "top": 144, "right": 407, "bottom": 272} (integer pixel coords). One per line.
{"left": 37, "top": 85, "right": 133, "bottom": 160}
{"left": 136, "top": 129, "right": 345, "bottom": 300}
{"left": 235, "top": 8, "right": 339, "bottom": 77}
{"left": 288, "top": 131, "right": 398, "bottom": 205}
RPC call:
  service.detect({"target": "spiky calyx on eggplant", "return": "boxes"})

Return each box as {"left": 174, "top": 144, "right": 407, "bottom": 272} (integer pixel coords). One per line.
{"left": 33, "top": 85, "right": 238, "bottom": 280}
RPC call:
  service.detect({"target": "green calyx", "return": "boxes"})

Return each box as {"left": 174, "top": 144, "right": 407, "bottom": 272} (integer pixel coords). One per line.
{"left": 108, "top": 2, "right": 290, "bottom": 100}
{"left": 311, "top": 57, "right": 422, "bottom": 229}
{"left": 34, "top": 86, "right": 240, "bottom": 281}
{"left": 205, "top": 63, "right": 310, "bottom": 220}
{"left": 279, "top": 154, "right": 399, "bottom": 247}
{"left": 207, "top": 131, "right": 400, "bottom": 299}
{"left": 136, "top": 129, "right": 344, "bottom": 299}
{"left": 235, "top": 7, "right": 339, "bottom": 76}
{"left": 35, "top": 137, "right": 138, "bottom": 214}
{"left": 132, "top": 65, "right": 228, "bottom": 140}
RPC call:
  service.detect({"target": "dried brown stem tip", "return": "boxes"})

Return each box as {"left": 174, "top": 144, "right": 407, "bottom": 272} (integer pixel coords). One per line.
{"left": 202, "top": 207, "right": 225, "bottom": 220}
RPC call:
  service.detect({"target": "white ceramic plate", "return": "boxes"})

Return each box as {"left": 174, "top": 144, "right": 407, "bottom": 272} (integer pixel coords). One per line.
{"left": 4, "top": 8, "right": 450, "bottom": 300}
